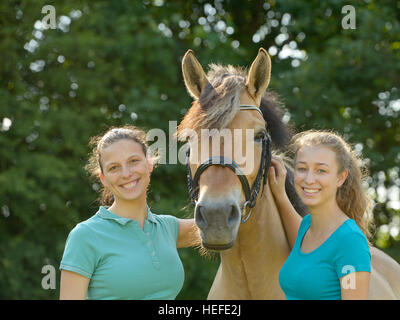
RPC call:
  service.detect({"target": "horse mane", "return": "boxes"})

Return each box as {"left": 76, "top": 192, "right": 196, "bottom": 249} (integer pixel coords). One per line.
{"left": 177, "top": 64, "right": 246, "bottom": 139}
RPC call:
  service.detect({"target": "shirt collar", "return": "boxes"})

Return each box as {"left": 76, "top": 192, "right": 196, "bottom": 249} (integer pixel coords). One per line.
{"left": 97, "top": 206, "right": 157, "bottom": 226}
{"left": 146, "top": 207, "right": 157, "bottom": 224}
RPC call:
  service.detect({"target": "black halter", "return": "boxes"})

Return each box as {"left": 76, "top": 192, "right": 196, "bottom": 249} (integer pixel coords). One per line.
{"left": 185, "top": 105, "right": 272, "bottom": 223}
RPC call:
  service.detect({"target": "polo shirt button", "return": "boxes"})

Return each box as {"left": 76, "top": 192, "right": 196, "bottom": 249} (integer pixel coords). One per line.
{"left": 151, "top": 251, "right": 156, "bottom": 256}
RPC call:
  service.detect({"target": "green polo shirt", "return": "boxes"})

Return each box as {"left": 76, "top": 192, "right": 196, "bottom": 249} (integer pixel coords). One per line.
{"left": 59, "top": 206, "right": 184, "bottom": 300}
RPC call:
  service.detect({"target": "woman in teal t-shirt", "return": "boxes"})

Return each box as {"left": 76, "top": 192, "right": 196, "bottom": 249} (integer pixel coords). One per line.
{"left": 268, "top": 130, "right": 372, "bottom": 300}
{"left": 59, "top": 126, "right": 199, "bottom": 300}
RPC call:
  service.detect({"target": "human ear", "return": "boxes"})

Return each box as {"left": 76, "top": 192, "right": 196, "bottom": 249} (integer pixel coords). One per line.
{"left": 147, "top": 157, "right": 154, "bottom": 174}
{"left": 337, "top": 169, "right": 349, "bottom": 188}
{"left": 99, "top": 172, "right": 107, "bottom": 187}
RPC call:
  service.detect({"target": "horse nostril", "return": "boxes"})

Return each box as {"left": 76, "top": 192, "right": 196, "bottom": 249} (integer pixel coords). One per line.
{"left": 227, "top": 205, "right": 239, "bottom": 227}
{"left": 195, "top": 205, "right": 207, "bottom": 229}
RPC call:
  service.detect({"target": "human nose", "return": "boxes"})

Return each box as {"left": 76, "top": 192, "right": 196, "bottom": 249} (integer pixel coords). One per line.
{"left": 121, "top": 165, "right": 133, "bottom": 178}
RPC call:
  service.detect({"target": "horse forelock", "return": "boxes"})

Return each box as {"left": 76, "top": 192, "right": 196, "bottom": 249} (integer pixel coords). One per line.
{"left": 177, "top": 64, "right": 288, "bottom": 147}
{"left": 177, "top": 65, "right": 245, "bottom": 139}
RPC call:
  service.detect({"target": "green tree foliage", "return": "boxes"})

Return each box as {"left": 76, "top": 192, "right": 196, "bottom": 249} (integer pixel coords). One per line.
{"left": 0, "top": 0, "right": 399, "bottom": 299}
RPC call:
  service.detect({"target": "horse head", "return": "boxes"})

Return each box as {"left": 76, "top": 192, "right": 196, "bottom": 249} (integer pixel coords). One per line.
{"left": 178, "top": 48, "right": 291, "bottom": 251}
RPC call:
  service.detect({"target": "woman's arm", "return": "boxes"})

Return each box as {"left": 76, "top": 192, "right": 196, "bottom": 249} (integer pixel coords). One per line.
{"left": 268, "top": 156, "right": 302, "bottom": 250}
{"left": 60, "top": 270, "right": 90, "bottom": 300}
{"left": 341, "top": 271, "right": 370, "bottom": 300}
{"left": 177, "top": 218, "right": 201, "bottom": 248}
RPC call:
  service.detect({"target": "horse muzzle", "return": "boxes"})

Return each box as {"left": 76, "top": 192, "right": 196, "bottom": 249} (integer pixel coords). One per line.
{"left": 194, "top": 201, "right": 241, "bottom": 251}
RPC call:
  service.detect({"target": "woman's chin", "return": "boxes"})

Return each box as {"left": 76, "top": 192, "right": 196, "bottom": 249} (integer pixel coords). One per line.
{"left": 299, "top": 197, "right": 320, "bottom": 208}
{"left": 116, "top": 189, "right": 145, "bottom": 202}
{"left": 125, "top": 191, "right": 145, "bottom": 201}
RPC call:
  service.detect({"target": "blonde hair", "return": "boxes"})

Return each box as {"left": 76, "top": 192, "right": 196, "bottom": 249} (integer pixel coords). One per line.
{"left": 85, "top": 125, "right": 150, "bottom": 206}
{"left": 289, "top": 130, "right": 374, "bottom": 243}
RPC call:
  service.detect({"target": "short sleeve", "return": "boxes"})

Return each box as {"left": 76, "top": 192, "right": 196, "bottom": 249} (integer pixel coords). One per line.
{"left": 334, "top": 231, "right": 371, "bottom": 278}
{"left": 158, "top": 215, "right": 180, "bottom": 244}
{"left": 59, "top": 224, "right": 98, "bottom": 279}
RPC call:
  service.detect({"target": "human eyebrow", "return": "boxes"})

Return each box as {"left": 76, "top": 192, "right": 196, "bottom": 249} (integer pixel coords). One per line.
{"left": 127, "top": 154, "right": 143, "bottom": 161}
{"left": 105, "top": 153, "right": 142, "bottom": 168}
{"left": 295, "top": 161, "right": 329, "bottom": 168}
{"left": 315, "top": 162, "right": 329, "bottom": 167}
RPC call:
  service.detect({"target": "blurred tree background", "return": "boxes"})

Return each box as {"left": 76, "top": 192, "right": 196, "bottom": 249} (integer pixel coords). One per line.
{"left": 0, "top": 0, "right": 399, "bottom": 299}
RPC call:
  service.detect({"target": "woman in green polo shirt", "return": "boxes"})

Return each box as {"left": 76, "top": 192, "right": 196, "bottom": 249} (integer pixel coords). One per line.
{"left": 59, "top": 126, "right": 199, "bottom": 300}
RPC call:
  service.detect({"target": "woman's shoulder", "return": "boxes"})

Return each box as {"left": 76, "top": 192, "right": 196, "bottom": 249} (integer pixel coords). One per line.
{"left": 331, "top": 219, "right": 371, "bottom": 274}
{"left": 338, "top": 219, "right": 365, "bottom": 237}
{"left": 148, "top": 211, "right": 179, "bottom": 231}
{"left": 67, "top": 210, "right": 104, "bottom": 239}
{"left": 149, "top": 211, "right": 180, "bottom": 242}
{"left": 334, "top": 218, "right": 369, "bottom": 248}
{"left": 151, "top": 212, "right": 179, "bottom": 226}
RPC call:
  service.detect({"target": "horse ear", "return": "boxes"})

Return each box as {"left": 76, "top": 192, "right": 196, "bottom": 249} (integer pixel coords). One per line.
{"left": 246, "top": 48, "right": 271, "bottom": 104}
{"left": 182, "top": 49, "right": 208, "bottom": 100}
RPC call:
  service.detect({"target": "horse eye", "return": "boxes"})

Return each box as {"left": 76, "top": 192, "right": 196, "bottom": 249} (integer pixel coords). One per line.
{"left": 254, "top": 132, "right": 265, "bottom": 142}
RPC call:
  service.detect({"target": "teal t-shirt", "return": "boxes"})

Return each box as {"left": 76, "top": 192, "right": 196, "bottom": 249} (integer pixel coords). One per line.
{"left": 60, "top": 206, "right": 184, "bottom": 300}
{"left": 279, "top": 214, "right": 371, "bottom": 300}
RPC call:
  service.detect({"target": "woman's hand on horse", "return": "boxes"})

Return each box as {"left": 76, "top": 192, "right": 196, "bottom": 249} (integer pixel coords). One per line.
{"left": 268, "top": 156, "right": 287, "bottom": 202}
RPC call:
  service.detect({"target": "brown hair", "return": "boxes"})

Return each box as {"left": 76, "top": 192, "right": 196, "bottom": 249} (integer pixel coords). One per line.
{"left": 85, "top": 125, "right": 150, "bottom": 206}
{"left": 289, "top": 130, "right": 374, "bottom": 243}
{"left": 177, "top": 64, "right": 282, "bottom": 140}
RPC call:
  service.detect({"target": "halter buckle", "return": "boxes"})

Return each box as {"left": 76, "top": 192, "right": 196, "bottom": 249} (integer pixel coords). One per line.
{"left": 241, "top": 201, "right": 253, "bottom": 223}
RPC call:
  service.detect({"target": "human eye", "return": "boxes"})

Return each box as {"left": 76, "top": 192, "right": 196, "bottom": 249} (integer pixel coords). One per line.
{"left": 108, "top": 165, "right": 118, "bottom": 172}
{"left": 317, "top": 168, "right": 326, "bottom": 174}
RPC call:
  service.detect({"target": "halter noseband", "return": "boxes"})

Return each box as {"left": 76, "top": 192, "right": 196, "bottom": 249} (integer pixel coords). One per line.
{"left": 185, "top": 104, "right": 272, "bottom": 223}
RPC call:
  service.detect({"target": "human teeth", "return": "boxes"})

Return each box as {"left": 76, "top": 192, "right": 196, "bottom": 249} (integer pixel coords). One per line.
{"left": 304, "top": 188, "right": 319, "bottom": 193}
{"left": 122, "top": 180, "right": 138, "bottom": 189}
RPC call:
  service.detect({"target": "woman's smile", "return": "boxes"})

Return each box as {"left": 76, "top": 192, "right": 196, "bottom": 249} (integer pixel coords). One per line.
{"left": 119, "top": 178, "right": 141, "bottom": 191}
{"left": 301, "top": 187, "right": 321, "bottom": 196}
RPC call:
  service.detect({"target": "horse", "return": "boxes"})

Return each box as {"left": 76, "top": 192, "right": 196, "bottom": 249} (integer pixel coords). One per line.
{"left": 177, "top": 48, "right": 400, "bottom": 299}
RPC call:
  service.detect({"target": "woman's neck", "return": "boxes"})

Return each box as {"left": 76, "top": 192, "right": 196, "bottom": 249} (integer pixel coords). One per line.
{"left": 107, "top": 197, "right": 148, "bottom": 228}
{"left": 308, "top": 199, "right": 348, "bottom": 235}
